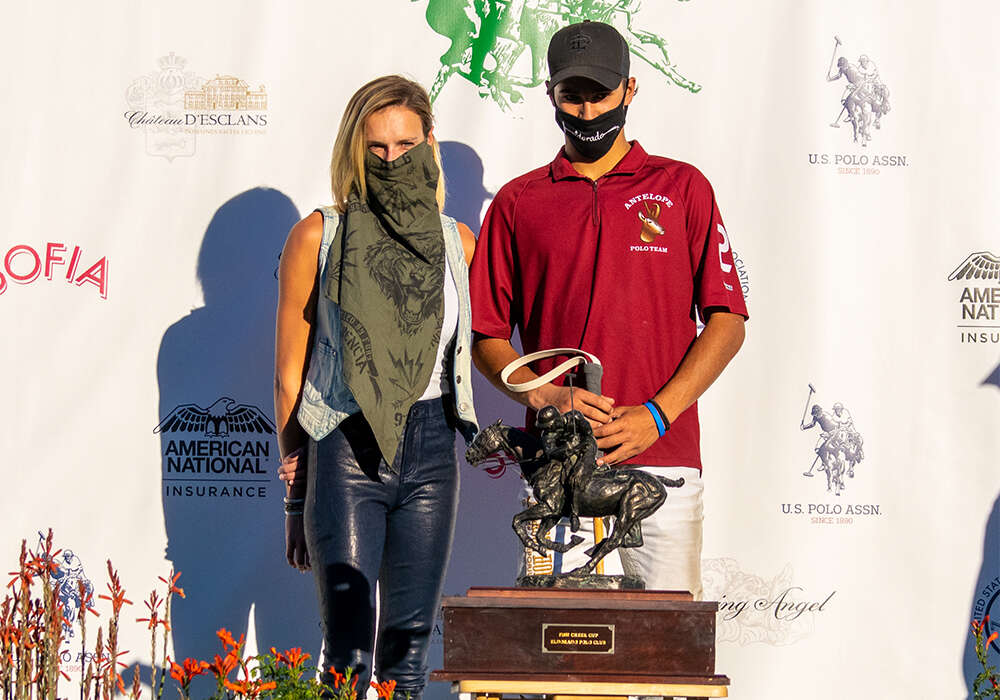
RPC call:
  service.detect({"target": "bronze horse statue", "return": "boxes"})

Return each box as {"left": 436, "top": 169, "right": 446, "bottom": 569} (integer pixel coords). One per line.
{"left": 465, "top": 407, "right": 683, "bottom": 576}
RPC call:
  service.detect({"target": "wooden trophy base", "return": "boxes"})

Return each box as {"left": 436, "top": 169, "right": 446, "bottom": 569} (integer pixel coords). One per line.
{"left": 431, "top": 587, "right": 729, "bottom": 699}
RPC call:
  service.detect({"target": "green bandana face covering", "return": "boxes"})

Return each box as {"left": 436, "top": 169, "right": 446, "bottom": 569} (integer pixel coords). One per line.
{"left": 324, "top": 141, "right": 446, "bottom": 467}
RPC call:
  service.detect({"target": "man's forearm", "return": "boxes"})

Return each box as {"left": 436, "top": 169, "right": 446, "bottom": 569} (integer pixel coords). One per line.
{"left": 652, "top": 311, "right": 746, "bottom": 423}
{"left": 471, "top": 335, "right": 542, "bottom": 408}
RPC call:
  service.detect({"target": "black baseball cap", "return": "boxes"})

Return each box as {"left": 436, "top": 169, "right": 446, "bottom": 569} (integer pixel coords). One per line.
{"left": 547, "top": 20, "right": 630, "bottom": 92}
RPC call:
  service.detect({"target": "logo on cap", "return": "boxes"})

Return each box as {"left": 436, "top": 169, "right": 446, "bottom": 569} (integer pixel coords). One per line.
{"left": 568, "top": 31, "right": 591, "bottom": 51}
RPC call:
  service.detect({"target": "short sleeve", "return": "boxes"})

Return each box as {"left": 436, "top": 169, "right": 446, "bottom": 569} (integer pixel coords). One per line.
{"left": 470, "top": 185, "right": 518, "bottom": 339}
{"left": 683, "top": 168, "right": 749, "bottom": 322}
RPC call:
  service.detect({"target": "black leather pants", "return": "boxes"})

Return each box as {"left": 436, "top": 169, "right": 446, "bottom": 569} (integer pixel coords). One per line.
{"left": 305, "top": 397, "right": 459, "bottom": 700}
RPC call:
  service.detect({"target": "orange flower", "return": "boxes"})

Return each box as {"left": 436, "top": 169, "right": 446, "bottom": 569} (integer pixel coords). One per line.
{"left": 329, "top": 667, "right": 346, "bottom": 689}
{"left": 223, "top": 679, "right": 277, "bottom": 698}
{"left": 207, "top": 651, "right": 239, "bottom": 680}
{"left": 216, "top": 628, "right": 243, "bottom": 650}
{"left": 168, "top": 657, "right": 210, "bottom": 687}
{"left": 372, "top": 679, "right": 397, "bottom": 699}
{"left": 136, "top": 612, "right": 162, "bottom": 631}
{"left": 158, "top": 571, "right": 185, "bottom": 599}
{"left": 988, "top": 631, "right": 999, "bottom": 647}
{"left": 98, "top": 562, "right": 132, "bottom": 612}
{"left": 271, "top": 646, "right": 310, "bottom": 669}
{"left": 167, "top": 659, "right": 185, "bottom": 683}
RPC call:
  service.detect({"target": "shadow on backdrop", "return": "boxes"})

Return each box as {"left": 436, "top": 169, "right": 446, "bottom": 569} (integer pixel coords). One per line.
{"left": 440, "top": 141, "right": 491, "bottom": 233}
{"left": 156, "top": 188, "right": 320, "bottom": 692}
{"left": 965, "top": 492, "right": 1000, "bottom": 698}
{"left": 983, "top": 361, "right": 1000, "bottom": 392}
{"left": 963, "top": 367, "right": 1000, "bottom": 698}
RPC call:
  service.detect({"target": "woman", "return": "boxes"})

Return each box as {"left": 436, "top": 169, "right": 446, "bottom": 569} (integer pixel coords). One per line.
{"left": 273, "top": 75, "right": 478, "bottom": 700}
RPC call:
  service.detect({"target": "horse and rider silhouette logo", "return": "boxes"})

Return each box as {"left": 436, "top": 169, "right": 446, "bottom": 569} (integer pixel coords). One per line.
{"left": 798, "top": 384, "right": 865, "bottom": 497}
{"left": 154, "top": 397, "right": 275, "bottom": 438}
{"left": 825, "top": 36, "right": 891, "bottom": 146}
{"left": 418, "top": 0, "right": 702, "bottom": 110}
{"left": 38, "top": 532, "right": 95, "bottom": 639}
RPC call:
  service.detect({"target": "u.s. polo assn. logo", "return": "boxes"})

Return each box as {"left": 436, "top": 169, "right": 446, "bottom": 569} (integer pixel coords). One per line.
{"left": 780, "top": 383, "right": 881, "bottom": 525}
{"left": 39, "top": 532, "right": 95, "bottom": 639}
{"left": 807, "top": 36, "right": 908, "bottom": 175}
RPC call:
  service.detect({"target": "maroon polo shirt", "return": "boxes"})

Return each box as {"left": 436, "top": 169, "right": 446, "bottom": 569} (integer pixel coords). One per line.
{"left": 470, "top": 142, "right": 747, "bottom": 469}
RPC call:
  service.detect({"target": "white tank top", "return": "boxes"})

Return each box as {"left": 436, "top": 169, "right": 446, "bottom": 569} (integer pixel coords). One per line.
{"left": 418, "top": 253, "right": 459, "bottom": 400}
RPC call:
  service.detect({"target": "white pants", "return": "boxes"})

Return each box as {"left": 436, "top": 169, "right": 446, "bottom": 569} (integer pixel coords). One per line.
{"left": 520, "top": 467, "right": 704, "bottom": 599}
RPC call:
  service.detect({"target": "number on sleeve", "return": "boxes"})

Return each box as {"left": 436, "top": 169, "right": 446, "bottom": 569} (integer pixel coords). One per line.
{"left": 717, "top": 224, "right": 733, "bottom": 273}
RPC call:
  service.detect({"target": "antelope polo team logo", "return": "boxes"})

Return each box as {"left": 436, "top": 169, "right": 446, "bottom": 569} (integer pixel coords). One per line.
{"left": 949, "top": 251, "right": 1000, "bottom": 344}
{"left": 807, "top": 36, "right": 907, "bottom": 175}
{"left": 156, "top": 397, "right": 276, "bottom": 499}
{"left": 626, "top": 192, "right": 672, "bottom": 253}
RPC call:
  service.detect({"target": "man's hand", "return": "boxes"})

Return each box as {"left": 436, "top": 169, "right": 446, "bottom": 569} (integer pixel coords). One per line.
{"left": 593, "top": 404, "right": 661, "bottom": 466}
{"left": 472, "top": 336, "right": 615, "bottom": 426}
{"left": 285, "top": 514, "right": 310, "bottom": 571}
{"left": 529, "top": 383, "right": 614, "bottom": 427}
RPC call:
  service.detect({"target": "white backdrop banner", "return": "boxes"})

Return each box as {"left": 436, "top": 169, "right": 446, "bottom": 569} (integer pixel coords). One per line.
{"left": 2, "top": 1, "right": 999, "bottom": 698}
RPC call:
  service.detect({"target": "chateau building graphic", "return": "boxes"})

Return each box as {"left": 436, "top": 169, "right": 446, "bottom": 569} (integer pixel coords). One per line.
{"left": 184, "top": 75, "right": 267, "bottom": 110}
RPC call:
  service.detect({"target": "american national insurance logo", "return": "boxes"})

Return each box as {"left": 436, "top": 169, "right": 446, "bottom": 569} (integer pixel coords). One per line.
{"left": 155, "top": 396, "right": 276, "bottom": 499}
{"left": 950, "top": 251, "right": 1000, "bottom": 345}
{"left": 124, "top": 53, "right": 268, "bottom": 161}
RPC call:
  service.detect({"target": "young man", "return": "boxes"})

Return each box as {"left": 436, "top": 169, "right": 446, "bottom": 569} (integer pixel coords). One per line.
{"left": 469, "top": 20, "right": 747, "bottom": 597}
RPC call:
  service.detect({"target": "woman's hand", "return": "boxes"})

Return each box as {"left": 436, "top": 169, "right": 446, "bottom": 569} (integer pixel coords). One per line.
{"left": 278, "top": 446, "right": 307, "bottom": 491}
{"left": 285, "top": 514, "right": 310, "bottom": 571}
{"left": 280, "top": 446, "right": 309, "bottom": 570}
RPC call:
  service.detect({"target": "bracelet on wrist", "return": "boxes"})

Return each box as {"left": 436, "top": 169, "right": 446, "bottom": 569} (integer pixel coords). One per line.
{"left": 649, "top": 399, "right": 670, "bottom": 431}
{"left": 643, "top": 400, "right": 670, "bottom": 437}
{"left": 285, "top": 509, "right": 303, "bottom": 516}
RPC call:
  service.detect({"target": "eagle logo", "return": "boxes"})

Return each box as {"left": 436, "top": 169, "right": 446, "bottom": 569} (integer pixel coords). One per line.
{"left": 948, "top": 251, "right": 1000, "bottom": 281}
{"left": 154, "top": 397, "right": 275, "bottom": 438}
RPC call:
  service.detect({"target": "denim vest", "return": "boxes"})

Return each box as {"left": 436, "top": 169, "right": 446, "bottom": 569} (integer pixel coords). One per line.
{"left": 297, "top": 206, "right": 479, "bottom": 443}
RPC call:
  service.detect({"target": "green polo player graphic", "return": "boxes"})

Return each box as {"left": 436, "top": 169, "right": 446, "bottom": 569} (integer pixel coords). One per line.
{"left": 417, "top": 0, "right": 701, "bottom": 110}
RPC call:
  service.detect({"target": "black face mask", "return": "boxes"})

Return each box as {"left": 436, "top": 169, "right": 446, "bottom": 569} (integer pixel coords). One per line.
{"left": 554, "top": 91, "right": 628, "bottom": 160}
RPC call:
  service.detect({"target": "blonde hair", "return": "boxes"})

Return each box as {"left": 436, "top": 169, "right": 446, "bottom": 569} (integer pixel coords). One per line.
{"left": 330, "top": 75, "right": 446, "bottom": 213}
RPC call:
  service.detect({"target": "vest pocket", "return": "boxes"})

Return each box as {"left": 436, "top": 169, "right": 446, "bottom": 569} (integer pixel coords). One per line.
{"left": 302, "top": 338, "right": 338, "bottom": 403}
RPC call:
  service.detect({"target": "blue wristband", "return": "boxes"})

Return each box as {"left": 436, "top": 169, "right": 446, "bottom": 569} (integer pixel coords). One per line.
{"left": 643, "top": 401, "right": 667, "bottom": 437}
